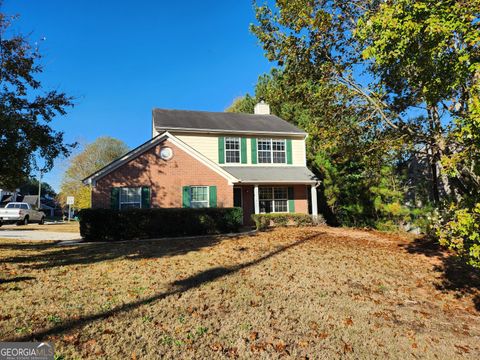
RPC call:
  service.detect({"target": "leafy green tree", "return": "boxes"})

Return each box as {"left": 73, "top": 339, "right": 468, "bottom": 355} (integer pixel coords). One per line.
{"left": 356, "top": 0, "right": 480, "bottom": 266}
{"left": 356, "top": 0, "right": 480, "bottom": 204}
{"left": 59, "top": 137, "right": 129, "bottom": 209}
{"left": 227, "top": 68, "right": 407, "bottom": 227}
{"left": 247, "top": 1, "right": 416, "bottom": 227}
{"left": 225, "top": 94, "right": 256, "bottom": 113}
{"left": 0, "top": 12, "right": 74, "bottom": 189}
{"left": 19, "top": 177, "right": 56, "bottom": 198}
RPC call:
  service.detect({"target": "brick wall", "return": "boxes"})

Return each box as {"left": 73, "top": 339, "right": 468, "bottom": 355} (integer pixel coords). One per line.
{"left": 293, "top": 184, "right": 309, "bottom": 214}
{"left": 91, "top": 139, "right": 233, "bottom": 209}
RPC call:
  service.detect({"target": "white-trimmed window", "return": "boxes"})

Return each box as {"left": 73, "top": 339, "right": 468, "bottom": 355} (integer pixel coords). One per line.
{"left": 257, "top": 139, "right": 286, "bottom": 164}
{"left": 225, "top": 137, "right": 241, "bottom": 163}
{"left": 191, "top": 186, "right": 209, "bottom": 208}
{"left": 120, "top": 187, "right": 142, "bottom": 209}
{"left": 259, "top": 187, "right": 288, "bottom": 213}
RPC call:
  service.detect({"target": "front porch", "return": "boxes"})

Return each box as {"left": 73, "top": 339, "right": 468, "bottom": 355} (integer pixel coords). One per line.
{"left": 233, "top": 183, "right": 318, "bottom": 225}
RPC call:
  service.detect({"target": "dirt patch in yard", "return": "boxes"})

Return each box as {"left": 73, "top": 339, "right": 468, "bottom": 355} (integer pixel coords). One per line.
{"left": 0, "top": 227, "right": 479, "bottom": 359}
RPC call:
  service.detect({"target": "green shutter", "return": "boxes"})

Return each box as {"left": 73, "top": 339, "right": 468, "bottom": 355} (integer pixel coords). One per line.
{"left": 288, "top": 187, "right": 295, "bottom": 213}
{"left": 182, "top": 186, "right": 191, "bottom": 208}
{"left": 241, "top": 137, "right": 247, "bottom": 164}
{"left": 110, "top": 187, "right": 120, "bottom": 210}
{"left": 286, "top": 139, "right": 293, "bottom": 164}
{"left": 141, "top": 187, "right": 151, "bottom": 208}
{"left": 218, "top": 137, "right": 225, "bottom": 164}
{"left": 251, "top": 138, "right": 257, "bottom": 164}
{"left": 209, "top": 186, "right": 217, "bottom": 208}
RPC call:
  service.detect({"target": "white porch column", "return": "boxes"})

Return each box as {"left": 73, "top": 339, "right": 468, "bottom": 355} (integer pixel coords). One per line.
{"left": 311, "top": 184, "right": 318, "bottom": 219}
{"left": 254, "top": 185, "right": 260, "bottom": 214}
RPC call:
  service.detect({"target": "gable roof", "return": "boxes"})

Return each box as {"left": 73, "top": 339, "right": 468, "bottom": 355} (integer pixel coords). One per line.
{"left": 83, "top": 132, "right": 237, "bottom": 185}
{"left": 152, "top": 109, "right": 307, "bottom": 136}
{"left": 22, "top": 195, "right": 39, "bottom": 205}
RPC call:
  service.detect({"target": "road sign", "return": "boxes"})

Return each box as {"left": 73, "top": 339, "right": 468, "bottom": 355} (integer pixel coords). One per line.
{"left": 66, "top": 196, "right": 75, "bottom": 205}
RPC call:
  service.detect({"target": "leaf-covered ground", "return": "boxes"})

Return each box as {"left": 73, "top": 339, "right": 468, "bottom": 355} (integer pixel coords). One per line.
{"left": 0, "top": 227, "right": 479, "bottom": 359}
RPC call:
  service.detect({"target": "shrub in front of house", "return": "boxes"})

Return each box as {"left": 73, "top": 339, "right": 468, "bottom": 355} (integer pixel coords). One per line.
{"left": 79, "top": 207, "right": 243, "bottom": 241}
{"left": 251, "top": 213, "right": 325, "bottom": 231}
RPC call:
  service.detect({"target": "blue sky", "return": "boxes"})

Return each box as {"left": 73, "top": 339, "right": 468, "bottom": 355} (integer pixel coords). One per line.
{"left": 3, "top": 0, "right": 271, "bottom": 190}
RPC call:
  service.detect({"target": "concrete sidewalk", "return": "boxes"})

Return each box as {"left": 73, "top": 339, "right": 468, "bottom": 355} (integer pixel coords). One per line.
{"left": 0, "top": 230, "right": 81, "bottom": 241}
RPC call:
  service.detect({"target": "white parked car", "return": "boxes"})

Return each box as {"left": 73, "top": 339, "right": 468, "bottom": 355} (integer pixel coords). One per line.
{"left": 0, "top": 202, "right": 46, "bottom": 226}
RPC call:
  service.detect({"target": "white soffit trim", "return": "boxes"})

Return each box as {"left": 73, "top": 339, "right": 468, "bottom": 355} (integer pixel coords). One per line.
{"left": 161, "top": 127, "right": 307, "bottom": 138}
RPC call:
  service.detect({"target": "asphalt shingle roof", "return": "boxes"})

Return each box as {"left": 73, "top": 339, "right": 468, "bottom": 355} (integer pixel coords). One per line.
{"left": 222, "top": 166, "right": 317, "bottom": 183}
{"left": 152, "top": 109, "right": 306, "bottom": 135}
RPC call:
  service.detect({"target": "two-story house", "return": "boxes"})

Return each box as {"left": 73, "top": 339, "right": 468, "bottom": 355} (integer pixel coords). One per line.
{"left": 83, "top": 102, "right": 319, "bottom": 224}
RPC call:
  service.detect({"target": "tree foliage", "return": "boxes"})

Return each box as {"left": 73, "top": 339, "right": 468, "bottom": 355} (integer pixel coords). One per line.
{"left": 0, "top": 12, "right": 74, "bottom": 189}
{"left": 59, "top": 137, "right": 129, "bottom": 209}
{"left": 231, "top": 0, "right": 480, "bottom": 268}
{"left": 19, "top": 177, "right": 56, "bottom": 198}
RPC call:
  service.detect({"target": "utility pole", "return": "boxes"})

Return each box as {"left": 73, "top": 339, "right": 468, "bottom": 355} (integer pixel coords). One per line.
{"left": 37, "top": 170, "right": 42, "bottom": 209}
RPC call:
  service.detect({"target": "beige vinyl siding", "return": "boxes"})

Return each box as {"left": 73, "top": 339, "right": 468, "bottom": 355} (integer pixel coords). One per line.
{"left": 292, "top": 138, "right": 307, "bottom": 166}
{"left": 174, "top": 133, "right": 219, "bottom": 162}
{"left": 173, "top": 132, "right": 306, "bottom": 166}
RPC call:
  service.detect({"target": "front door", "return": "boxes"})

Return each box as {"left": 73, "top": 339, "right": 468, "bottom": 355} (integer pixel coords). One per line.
{"left": 233, "top": 187, "right": 243, "bottom": 225}
{"left": 233, "top": 187, "right": 242, "bottom": 208}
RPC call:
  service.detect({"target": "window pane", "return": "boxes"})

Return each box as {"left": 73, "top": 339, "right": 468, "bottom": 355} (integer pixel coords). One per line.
{"left": 191, "top": 186, "right": 208, "bottom": 202}
{"left": 120, "top": 203, "right": 141, "bottom": 210}
{"left": 258, "top": 139, "right": 271, "bottom": 151}
{"left": 119, "top": 187, "right": 141, "bottom": 209}
{"left": 225, "top": 138, "right": 240, "bottom": 150}
{"left": 191, "top": 201, "right": 208, "bottom": 208}
{"left": 272, "top": 140, "right": 285, "bottom": 151}
{"left": 259, "top": 187, "right": 273, "bottom": 200}
{"left": 274, "top": 187, "right": 287, "bottom": 200}
{"left": 260, "top": 200, "right": 272, "bottom": 213}
{"left": 226, "top": 150, "right": 240, "bottom": 163}
{"left": 274, "top": 200, "right": 288, "bottom": 212}
{"left": 258, "top": 151, "right": 271, "bottom": 163}
{"left": 225, "top": 137, "right": 240, "bottom": 163}
{"left": 272, "top": 139, "right": 286, "bottom": 163}
{"left": 273, "top": 152, "right": 285, "bottom": 163}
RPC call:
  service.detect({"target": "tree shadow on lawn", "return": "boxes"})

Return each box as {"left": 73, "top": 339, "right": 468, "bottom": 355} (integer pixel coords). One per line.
{"left": 401, "top": 236, "right": 480, "bottom": 311}
{"left": 0, "top": 276, "right": 36, "bottom": 284}
{"left": 0, "top": 234, "right": 244, "bottom": 270}
{"left": 6, "top": 232, "right": 320, "bottom": 342}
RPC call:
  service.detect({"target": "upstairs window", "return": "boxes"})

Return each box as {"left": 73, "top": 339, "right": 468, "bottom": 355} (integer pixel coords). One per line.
{"left": 119, "top": 187, "right": 142, "bottom": 209}
{"left": 272, "top": 139, "right": 286, "bottom": 163}
{"left": 225, "top": 137, "right": 240, "bottom": 163}
{"left": 257, "top": 139, "right": 286, "bottom": 164}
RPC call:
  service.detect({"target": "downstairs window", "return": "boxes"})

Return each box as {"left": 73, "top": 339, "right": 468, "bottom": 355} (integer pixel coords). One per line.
{"left": 119, "top": 187, "right": 142, "bottom": 209}
{"left": 259, "top": 187, "right": 289, "bottom": 213}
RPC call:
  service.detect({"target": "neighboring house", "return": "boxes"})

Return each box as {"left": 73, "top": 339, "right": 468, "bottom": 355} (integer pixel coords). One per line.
{"left": 83, "top": 102, "right": 319, "bottom": 224}
{"left": 0, "top": 189, "right": 20, "bottom": 207}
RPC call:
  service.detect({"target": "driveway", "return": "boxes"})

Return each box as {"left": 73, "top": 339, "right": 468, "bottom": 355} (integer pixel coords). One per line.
{"left": 0, "top": 225, "right": 81, "bottom": 241}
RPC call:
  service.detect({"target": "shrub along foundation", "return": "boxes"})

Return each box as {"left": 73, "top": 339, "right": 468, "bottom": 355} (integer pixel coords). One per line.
{"left": 79, "top": 208, "right": 243, "bottom": 241}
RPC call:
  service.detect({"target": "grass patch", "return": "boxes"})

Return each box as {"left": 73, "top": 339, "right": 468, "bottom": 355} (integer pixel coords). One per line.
{"left": 0, "top": 227, "right": 479, "bottom": 358}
